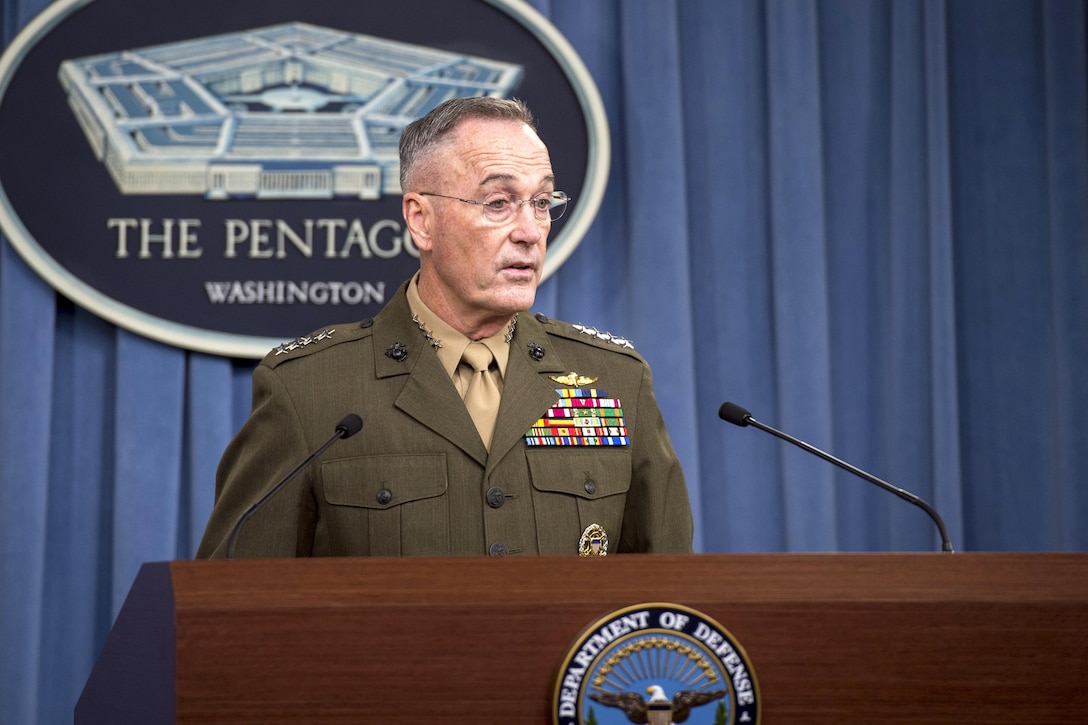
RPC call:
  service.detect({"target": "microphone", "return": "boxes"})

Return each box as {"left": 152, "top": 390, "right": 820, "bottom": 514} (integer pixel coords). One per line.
{"left": 718, "top": 402, "right": 954, "bottom": 553}
{"left": 225, "top": 413, "right": 363, "bottom": 559}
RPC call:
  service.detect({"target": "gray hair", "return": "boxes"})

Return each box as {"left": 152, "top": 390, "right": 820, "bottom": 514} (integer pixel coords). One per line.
{"left": 398, "top": 96, "right": 537, "bottom": 191}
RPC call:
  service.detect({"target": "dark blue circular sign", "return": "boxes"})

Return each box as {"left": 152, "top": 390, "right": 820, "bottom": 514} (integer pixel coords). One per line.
{"left": 0, "top": 0, "right": 607, "bottom": 356}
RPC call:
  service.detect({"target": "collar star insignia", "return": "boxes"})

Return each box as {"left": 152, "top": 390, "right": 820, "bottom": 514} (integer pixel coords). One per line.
{"left": 411, "top": 314, "right": 442, "bottom": 350}
{"left": 550, "top": 372, "right": 599, "bottom": 386}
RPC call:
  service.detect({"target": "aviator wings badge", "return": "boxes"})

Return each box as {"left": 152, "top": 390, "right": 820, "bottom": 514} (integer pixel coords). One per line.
{"left": 551, "top": 372, "right": 599, "bottom": 386}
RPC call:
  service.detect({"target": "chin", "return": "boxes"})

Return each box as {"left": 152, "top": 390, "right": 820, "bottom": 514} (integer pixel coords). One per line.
{"left": 489, "top": 287, "right": 536, "bottom": 315}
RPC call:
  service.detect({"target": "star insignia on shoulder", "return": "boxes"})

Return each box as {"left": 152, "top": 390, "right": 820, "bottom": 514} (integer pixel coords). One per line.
{"left": 571, "top": 323, "right": 635, "bottom": 350}
{"left": 273, "top": 328, "right": 335, "bottom": 356}
{"left": 551, "top": 372, "right": 599, "bottom": 386}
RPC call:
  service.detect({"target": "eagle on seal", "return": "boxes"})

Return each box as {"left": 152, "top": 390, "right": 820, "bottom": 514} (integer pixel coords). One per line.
{"left": 589, "top": 684, "right": 726, "bottom": 723}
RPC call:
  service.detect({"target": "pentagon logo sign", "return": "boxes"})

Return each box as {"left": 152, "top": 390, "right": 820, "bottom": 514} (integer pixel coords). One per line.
{"left": 0, "top": 0, "right": 608, "bottom": 357}
{"left": 554, "top": 603, "right": 760, "bottom": 725}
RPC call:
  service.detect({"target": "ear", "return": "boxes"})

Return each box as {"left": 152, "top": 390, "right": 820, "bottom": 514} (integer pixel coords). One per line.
{"left": 402, "top": 193, "right": 434, "bottom": 252}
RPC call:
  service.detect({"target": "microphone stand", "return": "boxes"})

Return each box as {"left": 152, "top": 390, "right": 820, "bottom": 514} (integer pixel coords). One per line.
{"left": 721, "top": 402, "right": 954, "bottom": 553}
{"left": 226, "top": 414, "right": 362, "bottom": 559}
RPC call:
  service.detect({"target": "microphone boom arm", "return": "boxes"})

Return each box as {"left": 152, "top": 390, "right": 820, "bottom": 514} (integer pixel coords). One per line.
{"left": 721, "top": 403, "right": 954, "bottom": 553}
{"left": 225, "top": 413, "right": 362, "bottom": 559}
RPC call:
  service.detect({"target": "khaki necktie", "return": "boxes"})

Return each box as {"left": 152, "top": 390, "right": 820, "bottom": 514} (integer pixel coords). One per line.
{"left": 460, "top": 342, "right": 501, "bottom": 450}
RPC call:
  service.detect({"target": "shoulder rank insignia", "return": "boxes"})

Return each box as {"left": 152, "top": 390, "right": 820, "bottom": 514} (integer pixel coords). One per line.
{"left": 579, "top": 523, "right": 608, "bottom": 556}
{"left": 550, "top": 371, "right": 598, "bottom": 386}
{"left": 273, "top": 327, "right": 335, "bottom": 356}
{"left": 571, "top": 324, "right": 635, "bottom": 350}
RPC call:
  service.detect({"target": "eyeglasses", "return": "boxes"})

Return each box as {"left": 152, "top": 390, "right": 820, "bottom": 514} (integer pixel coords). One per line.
{"left": 420, "top": 190, "right": 571, "bottom": 223}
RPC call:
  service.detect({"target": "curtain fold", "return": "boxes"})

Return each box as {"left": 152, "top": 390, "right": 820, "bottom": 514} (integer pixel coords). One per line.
{"left": 820, "top": 0, "right": 894, "bottom": 551}
{"left": 2, "top": 0, "right": 1087, "bottom": 722}
{"left": 0, "top": 243, "right": 54, "bottom": 725}
{"left": 110, "top": 332, "right": 185, "bottom": 613}
{"left": 1042, "top": 0, "right": 1088, "bottom": 548}
{"left": 40, "top": 304, "right": 113, "bottom": 725}
{"left": 921, "top": 0, "right": 966, "bottom": 550}
{"left": 765, "top": 0, "right": 841, "bottom": 551}
{"left": 615, "top": 0, "right": 705, "bottom": 548}
{"left": 680, "top": 0, "right": 786, "bottom": 553}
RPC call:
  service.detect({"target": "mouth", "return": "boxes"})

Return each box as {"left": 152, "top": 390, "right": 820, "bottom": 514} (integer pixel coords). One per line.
{"left": 501, "top": 260, "right": 538, "bottom": 275}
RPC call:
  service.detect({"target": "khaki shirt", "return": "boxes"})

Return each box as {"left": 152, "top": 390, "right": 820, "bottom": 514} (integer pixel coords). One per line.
{"left": 405, "top": 274, "right": 511, "bottom": 398}
{"left": 196, "top": 280, "right": 694, "bottom": 558}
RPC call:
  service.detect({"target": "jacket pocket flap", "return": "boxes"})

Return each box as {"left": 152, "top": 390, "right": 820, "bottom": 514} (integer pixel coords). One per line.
{"left": 322, "top": 454, "right": 447, "bottom": 509}
{"left": 526, "top": 448, "right": 631, "bottom": 499}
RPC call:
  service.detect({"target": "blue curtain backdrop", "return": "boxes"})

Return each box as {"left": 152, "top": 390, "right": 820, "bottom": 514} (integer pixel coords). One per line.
{"left": 2, "top": 0, "right": 1087, "bottom": 721}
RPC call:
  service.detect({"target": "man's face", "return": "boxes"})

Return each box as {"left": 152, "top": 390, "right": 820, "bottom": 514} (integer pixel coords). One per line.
{"left": 406, "top": 117, "right": 555, "bottom": 335}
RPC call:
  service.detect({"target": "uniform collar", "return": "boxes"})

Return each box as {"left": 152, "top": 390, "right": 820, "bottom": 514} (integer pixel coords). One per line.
{"left": 406, "top": 274, "right": 513, "bottom": 381}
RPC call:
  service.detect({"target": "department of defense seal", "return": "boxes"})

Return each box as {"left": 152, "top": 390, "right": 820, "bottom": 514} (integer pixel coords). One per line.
{"left": 553, "top": 603, "right": 760, "bottom": 724}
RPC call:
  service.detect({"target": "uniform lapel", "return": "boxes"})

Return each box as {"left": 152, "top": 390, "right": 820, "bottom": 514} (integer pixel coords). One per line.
{"left": 397, "top": 365, "right": 488, "bottom": 464}
{"left": 373, "top": 286, "right": 488, "bottom": 464}
{"left": 487, "top": 315, "right": 569, "bottom": 472}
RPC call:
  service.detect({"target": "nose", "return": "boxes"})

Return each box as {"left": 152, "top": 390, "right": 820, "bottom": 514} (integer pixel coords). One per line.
{"left": 511, "top": 200, "right": 547, "bottom": 243}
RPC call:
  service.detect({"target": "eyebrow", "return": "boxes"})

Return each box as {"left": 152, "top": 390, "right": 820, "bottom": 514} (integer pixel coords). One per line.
{"left": 479, "top": 173, "right": 556, "bottom": 189}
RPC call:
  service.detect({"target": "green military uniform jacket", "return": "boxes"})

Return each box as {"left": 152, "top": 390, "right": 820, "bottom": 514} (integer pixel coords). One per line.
{"left": 197, "top": 282, "right": 693, "bottom": 558}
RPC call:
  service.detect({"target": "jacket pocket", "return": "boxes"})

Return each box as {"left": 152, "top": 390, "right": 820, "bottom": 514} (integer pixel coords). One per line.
{"left": 320, "top": 454, "right": 449, "bottom": 555}
{"left": 525, "top": 448, "right": 631, "bottom": 554}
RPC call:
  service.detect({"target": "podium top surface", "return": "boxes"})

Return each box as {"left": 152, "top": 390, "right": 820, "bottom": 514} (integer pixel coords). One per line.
{"left": 168, "top": 551, "right": 1088, "bottom": 607}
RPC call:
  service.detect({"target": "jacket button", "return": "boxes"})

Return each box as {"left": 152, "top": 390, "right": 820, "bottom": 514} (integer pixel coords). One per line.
{"left": 583, "top": 479, "right": 597, "bottom": 495}
{"left": 488, "top": 542, "right": 509, "bottom": 557}
{"left": 486, "top": 486, "right": 506, "bottom": 508}
{"left": 376, "top": 489, "right": 392, "bottom": 505}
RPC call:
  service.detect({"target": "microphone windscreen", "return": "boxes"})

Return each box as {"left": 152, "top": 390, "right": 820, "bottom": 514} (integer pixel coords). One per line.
{"left": 718, "top": 402, "right": 752, "bottom": 427}
{"left": 337, "top": 413, "right": 363, "bottom": 438}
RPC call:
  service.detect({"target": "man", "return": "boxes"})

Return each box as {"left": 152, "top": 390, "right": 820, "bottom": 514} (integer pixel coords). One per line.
{"left": 197, "top": 96, "right": 692, "bottom": 558}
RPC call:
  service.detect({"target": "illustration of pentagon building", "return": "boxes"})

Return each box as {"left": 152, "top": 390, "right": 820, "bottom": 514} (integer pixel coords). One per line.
{"left": 58, "top": 23, "right": 523, "bottom": 199}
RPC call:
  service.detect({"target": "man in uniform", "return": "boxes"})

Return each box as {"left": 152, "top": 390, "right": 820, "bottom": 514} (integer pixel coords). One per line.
{"left": 197, "top": 97, "right": 693, "bottom": 558}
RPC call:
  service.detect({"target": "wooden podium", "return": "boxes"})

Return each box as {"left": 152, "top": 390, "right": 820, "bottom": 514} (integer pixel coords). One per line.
{"left": 76, "top": 553, "right": 1088, "bottom": 723}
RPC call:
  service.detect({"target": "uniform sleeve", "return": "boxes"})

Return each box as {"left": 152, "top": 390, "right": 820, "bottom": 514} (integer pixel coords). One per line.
{"left": 617, "top": 359, "right": 694, "bottom": 553}
{"left": 195, "top": 364, "right": 317, "bottom": 558}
